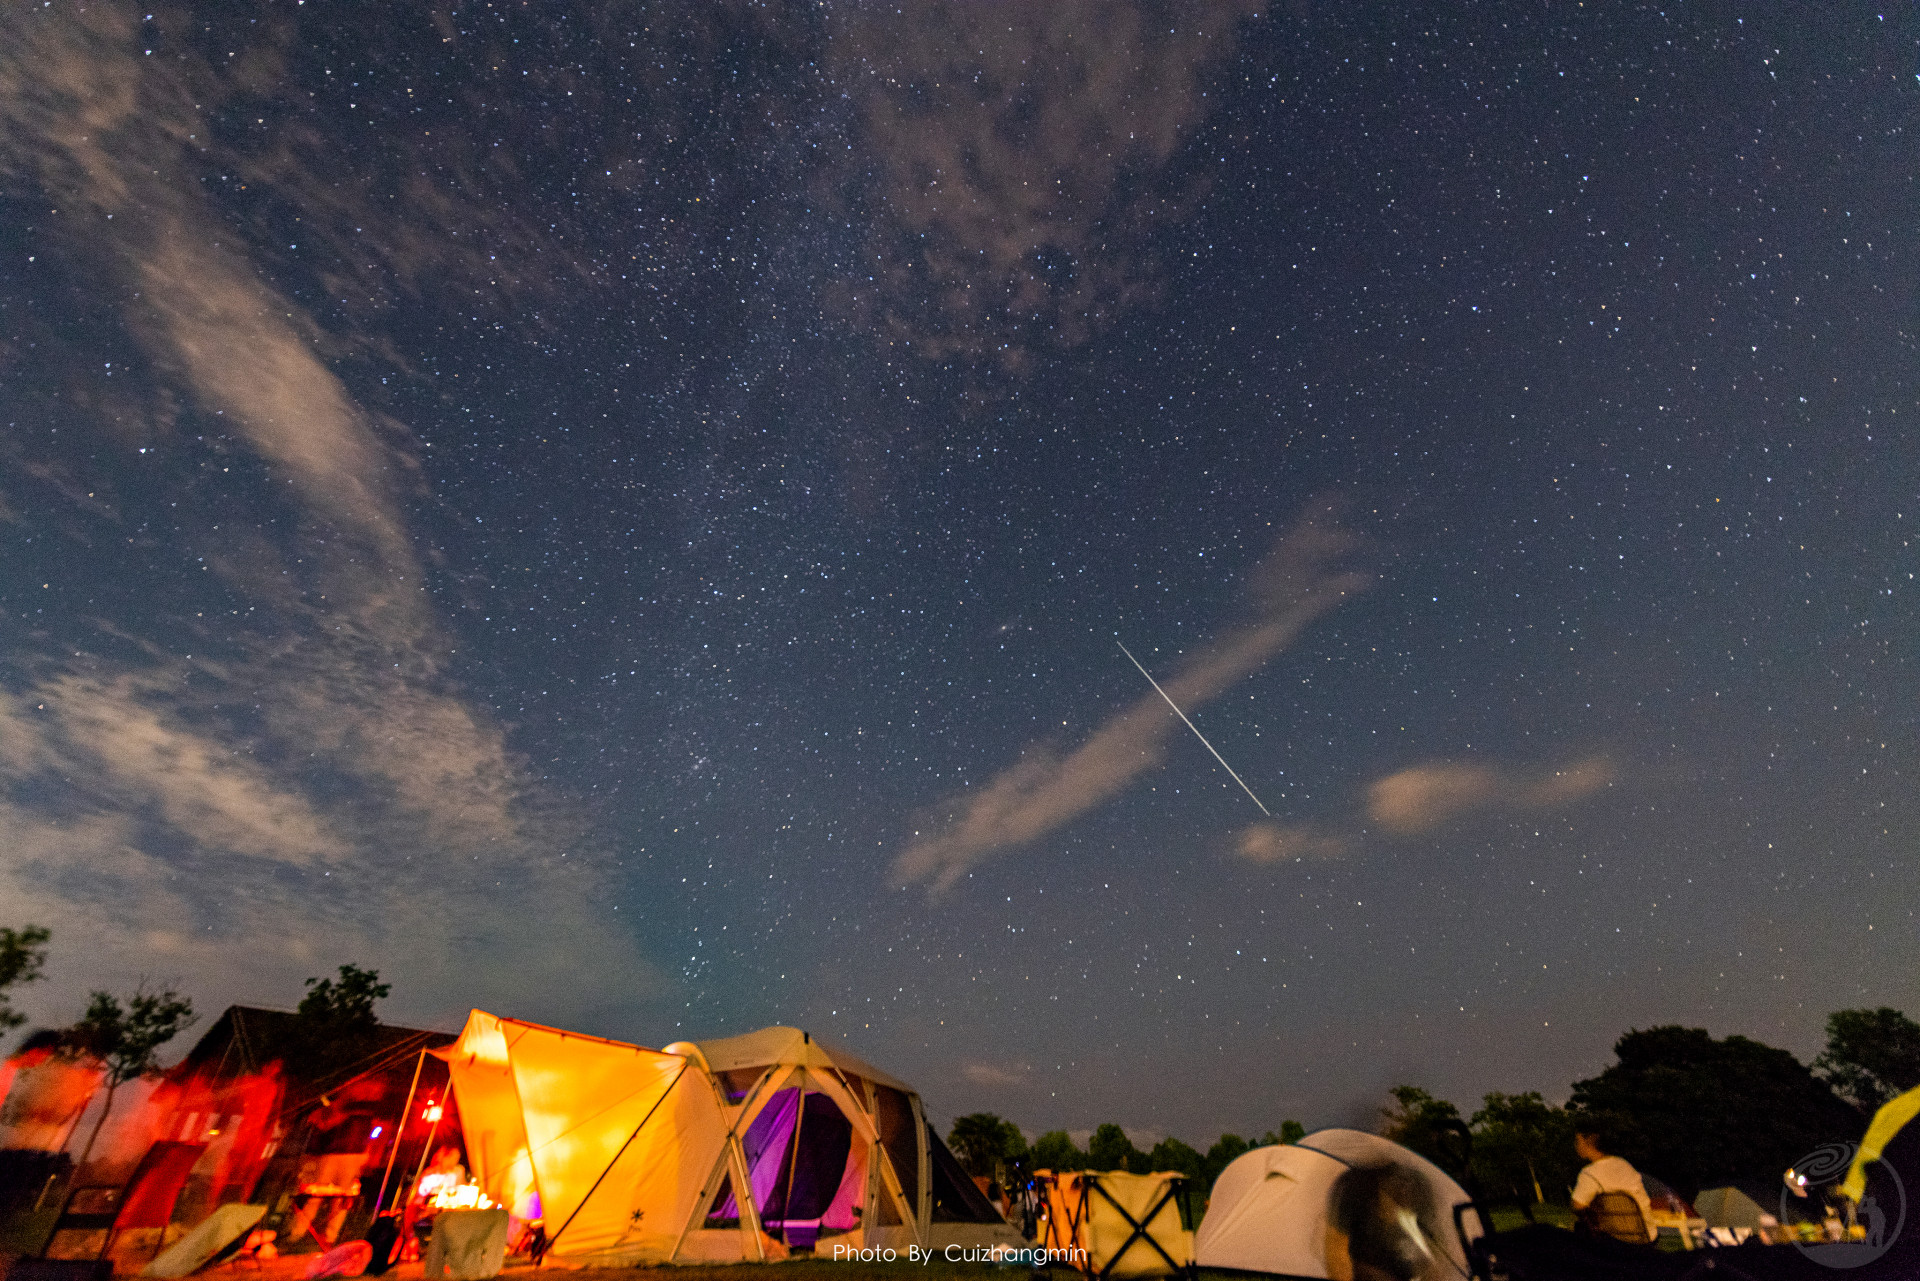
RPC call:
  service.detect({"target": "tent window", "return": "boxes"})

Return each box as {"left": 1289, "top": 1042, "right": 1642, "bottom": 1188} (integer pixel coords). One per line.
{"left": 927, "top": 1123, "right": 1004, "bottom": 1224}
{"left": 705, "top": 1170, "right": 740, "bottom": 1228}
{"left": 717, "top": 1068, "right": 763, "bottom": 1104}
{"left": 766, "top": 1095, "right": 852, "bottom": 1231}
{"left": 873, "top": 1086, "right": 919, "bottom": 1216}
{"left": 722, "top": 1089, "right": 857, "bottom": 1247}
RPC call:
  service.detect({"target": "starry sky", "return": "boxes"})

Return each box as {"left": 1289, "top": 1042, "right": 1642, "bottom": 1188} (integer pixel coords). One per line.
{"left": 1, "top": 1, "right": 1914, "bottom": 1143}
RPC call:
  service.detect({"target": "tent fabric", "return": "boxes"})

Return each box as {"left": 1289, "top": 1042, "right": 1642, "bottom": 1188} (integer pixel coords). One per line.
{"left": 140, "top": 1203, "right": 265, "bottom": 1278}
{"left": 115, "top": 1142, "right": 209, "bottom": 1231}
{"left": 435, "top": 1012, "right": 1022, "bottom": 1266}
{"left": 437, "top": 1011, "right": 720, "bottom": 1265}
{"left": 1693, "top": 1186, "right": 1770, "bottom": 1231}
{"left": 1194, "top": 1130, "right": 1482, "bottom": 1281}
{"left": 1036, "top": 1169, "right": 1194, "bottom": 1278}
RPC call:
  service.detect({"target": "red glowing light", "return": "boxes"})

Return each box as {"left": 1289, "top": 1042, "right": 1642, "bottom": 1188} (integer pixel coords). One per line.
{"left": 423, "top": 1103, "right": 444, "bottom": 1123}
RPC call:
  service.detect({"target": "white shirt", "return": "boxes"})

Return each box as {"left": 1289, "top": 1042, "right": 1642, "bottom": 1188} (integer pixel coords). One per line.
{"left": 1571, "top": 1155, "right": 1655, "bottom": 1241}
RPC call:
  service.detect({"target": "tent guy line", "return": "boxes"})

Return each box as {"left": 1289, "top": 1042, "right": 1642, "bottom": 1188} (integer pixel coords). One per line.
{"left": 1115, "top": 639, "right": 1271, "bottom": 817}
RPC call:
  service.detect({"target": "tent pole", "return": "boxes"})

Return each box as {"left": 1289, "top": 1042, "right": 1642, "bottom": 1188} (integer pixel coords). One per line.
{"left": 373, "top": 1050, "right": 426, "bottom": 1214}
{"left": 776, "top": 1078, "right": 807, "bottom": 1247}
{"left": 405, "top": 1098, "right": 446, "bottom": 1211}
{"left": 543, "top": 1064, "right": 687, "bottom": 1257}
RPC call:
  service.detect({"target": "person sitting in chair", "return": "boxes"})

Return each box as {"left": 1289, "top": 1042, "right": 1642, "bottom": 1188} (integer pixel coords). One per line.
{"left": 1570, "top": 1123, "right": 1655, "bottom": 1243}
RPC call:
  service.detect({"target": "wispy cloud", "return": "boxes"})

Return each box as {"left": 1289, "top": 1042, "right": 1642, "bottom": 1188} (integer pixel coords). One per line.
{"left": 827, "top": 1, "right": 1264, "bottom": 369}
{"left": 2, "top": 676, "right": 344, "bottom": 863}
{"left": 893, "top": 509, "right": 1369, "bottom": 891}
{"left": 962, "top": 1061, "right": 1030, "bottom": 1088}
{"left": 1366, "top": 756, "right": 1617, "bottom": 835}
{"left": 1230, "top": 756, "right": 1619, "bottom": 868}
{"left": 1235, "top": 822, "right": 1349, "bottom": 864}
{"left": 0, "top": 5, "right": 657, "bottom": 1030}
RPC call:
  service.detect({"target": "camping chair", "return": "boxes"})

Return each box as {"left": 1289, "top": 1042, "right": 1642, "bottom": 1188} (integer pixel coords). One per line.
{"left": 1043, "top": 1173, "right": 1194, "bottom": 1280}
{"left": 1578, "top": 1191, "right": 1650, "bottom": 1245}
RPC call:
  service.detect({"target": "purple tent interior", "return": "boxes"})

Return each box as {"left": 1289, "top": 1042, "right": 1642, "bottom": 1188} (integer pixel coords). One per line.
{"left": 709, "top": 1089, "right": 859, "bottom": 1248}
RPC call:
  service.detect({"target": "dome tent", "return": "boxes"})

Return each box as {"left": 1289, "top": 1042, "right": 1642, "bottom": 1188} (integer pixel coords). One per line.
{"left": 1195, "top": 1129, "right": 1483, "bottom": 1281}
{"left": 436, "top": 1012, "right": 1020, "bottom": 1266}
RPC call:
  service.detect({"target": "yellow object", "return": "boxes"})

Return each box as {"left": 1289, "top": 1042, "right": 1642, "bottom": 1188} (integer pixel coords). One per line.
{"left": 1840, "top": 1085, "right": 1920, "bottom": 1204}
{"left": 1035, "top": 1169, "right": 1193, "bottom": 1277}
{"left": 435, "top": 1012, "right": 1023, "bottom": 1266}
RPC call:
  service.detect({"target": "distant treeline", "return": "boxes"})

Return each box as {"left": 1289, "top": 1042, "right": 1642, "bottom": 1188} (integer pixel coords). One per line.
{"left": 950, "top": 1008, "right": 1920, "bottom": 1204}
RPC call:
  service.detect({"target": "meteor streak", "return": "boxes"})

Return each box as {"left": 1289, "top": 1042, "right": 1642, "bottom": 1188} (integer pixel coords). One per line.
{"left": 1116, "top": 639, "right": 1271, "bottom": 816}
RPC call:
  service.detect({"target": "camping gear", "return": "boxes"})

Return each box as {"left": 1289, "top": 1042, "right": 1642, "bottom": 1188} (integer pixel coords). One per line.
{"left": 304, "top": 1239, "right": 374, "bottom": 1280}
{"left": 422, "top": 1209, "right": 508, "bottom": 1281}
{"left": 139, "top": 1203, "right": 265, "bottom": 1278}
{"left": 114, "top": 1141, "right": 210, "bottom": 1257}
{"left": 435, "top": 1011, "right": 1021, "bottom": 1266}
{"left": 1579, "top": 1191, "right": 1649, "bottom": 1245}
{"left": 1034, "top": 1169, "right": 1194, "bottom": 1277}
{"left": 362, "top": 1216, "right": 400, "bottom": 1275}
{"left": 1195, "top": 1130, "right": 1483, "bottom": 1281}
{"left": 1841, "top": 1082, "right": 1920, "bottom": 1205}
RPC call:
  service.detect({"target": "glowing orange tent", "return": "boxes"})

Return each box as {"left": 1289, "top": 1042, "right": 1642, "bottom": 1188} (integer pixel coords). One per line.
{"left": 436, "top": 1013, "right": 1021, "bottom": 1266}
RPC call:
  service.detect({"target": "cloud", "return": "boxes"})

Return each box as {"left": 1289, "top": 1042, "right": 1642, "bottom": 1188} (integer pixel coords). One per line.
{"left": 962, "top": 1061, "right": 1030, "bottom": 1088}
{"left": 1366, "top": 756, "right": 1617, "bottom": 836}
{"left": 136, "top": 227, "right": 414, "bottom": 565}
{"left": 3, "top": 676, "right": 344, "bottom": 864}
{"left": 1235, "top": 822, "right": 1349, "bottom": 864}
{"left": 0, "top": 5, "right": 661, "bottom": 1029}
{"left": 826, "top": 1, "right": 1264, "bottom": 368}
{"left": 893, "top": 508, "right": 1369, "bottom": 891}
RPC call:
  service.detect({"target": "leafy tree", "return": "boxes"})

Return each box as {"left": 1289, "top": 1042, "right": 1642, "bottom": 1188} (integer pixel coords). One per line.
{"left": 66, "top": 985, "right": 196, "bottom": 1169}
{"left": 949, "top": 1112, "right": 1028, "bottom": 1187}
{"left": 1089, "top": 1122, "right": 1145, "bottom": 1173}
{"left": 1470, "top": 1091, "right": 1579, "bottom": 1205}
{"left": 1277, "top": 1119, "right": 1306, "bottom": 1145}
{"left": 0, "top": 924, "right": 51, "bottom": 1033}
{"left": 1570, "top": 1025, "right": 1859, "bottom": 1198}
{"left": 274, "top": 964, "right": 391, "bottom": 1087}
{"left": 1145, "top": 1136, "right": 1204, "bottom": 1182}
{"left": 1031, "top": 1130, "right": 1087, "bottom": 1172}
{"left": 1380, "top": 1086, "right": 1466, "bottom": 1165}
{"left": 1815, "top": 1008, "right": 1920, "bottom": 1113}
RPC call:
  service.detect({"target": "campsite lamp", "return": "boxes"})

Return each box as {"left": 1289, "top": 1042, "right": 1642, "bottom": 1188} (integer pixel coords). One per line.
{"left": 405, "top": 1096, "right": 448, "bottom": 1209}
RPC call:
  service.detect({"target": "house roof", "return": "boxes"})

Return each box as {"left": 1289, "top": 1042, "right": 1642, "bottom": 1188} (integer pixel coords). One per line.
{"left": 177, "top": 1005, "right": 455, "bottom": 1084}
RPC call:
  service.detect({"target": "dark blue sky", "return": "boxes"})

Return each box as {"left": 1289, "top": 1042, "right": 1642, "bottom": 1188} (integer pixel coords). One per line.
{"left": 1, "top": 0, "right": 1913, "bottom": 1144}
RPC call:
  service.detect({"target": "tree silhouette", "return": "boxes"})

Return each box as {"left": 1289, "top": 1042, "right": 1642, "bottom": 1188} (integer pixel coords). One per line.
{"left": 66, "top": 985, "right": 196, "bottom": 1171}
{"left": 948, "top": 1112, "right": 1027, "bottom": 1187}
{"left": 0, "top": 924, "right": 51, "bottom": 1033}
{"left": 1470, "top": 1091, "right": 1578, "bottom": 1204}
{"left": 1816, "top": 1008, "right": 1920, "bottom": 1113}
{"left": 1570, "top": 1025, "right": 1857, "bottom": 1197}
{"left": 1031, "top": 1130, "right": 1087, "bottom": 1172}
{"left": 268, "top": 964, "right": 392, "bottom": 1089}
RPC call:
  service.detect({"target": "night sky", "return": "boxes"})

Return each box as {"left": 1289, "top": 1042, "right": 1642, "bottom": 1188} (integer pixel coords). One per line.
{"left": 2, "top": 1, "right": 1915, "bottom": 1144}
